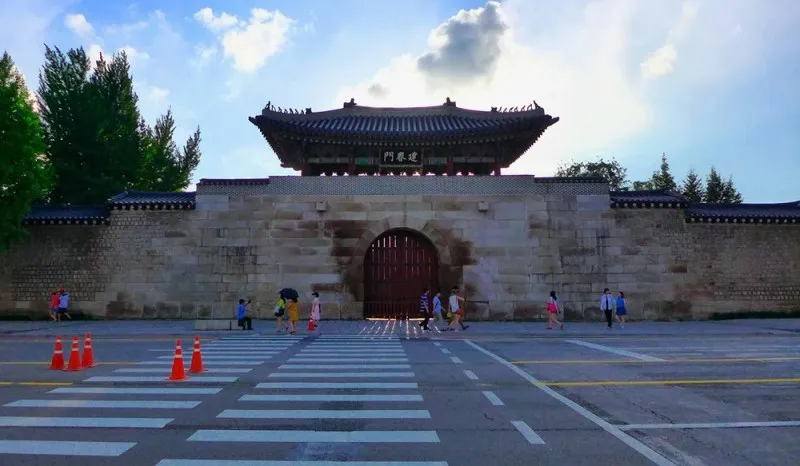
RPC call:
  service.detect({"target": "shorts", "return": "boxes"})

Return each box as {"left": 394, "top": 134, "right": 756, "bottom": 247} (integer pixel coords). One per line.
{"left": 57, "top": 307, "right": 68, "bottom": 314}
{"left": 455, "top": 310, "right": 464, "bottom": 316}
{"left": 616, "top": 308, "right": 627, "bottom": 316}
{"left": 50, "top": 307, "right": 58, "bottom": 313}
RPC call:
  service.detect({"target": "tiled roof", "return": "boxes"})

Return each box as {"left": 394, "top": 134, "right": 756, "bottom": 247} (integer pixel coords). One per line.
{"left": 24, "top": 205, "right": 110, "bottom": 225}
{"left": 108, "top": 191, "right": 196, "bottom": 210}
{"left": 198, "top": 179, "right": 270, "bottom": 185}
{"left": 686, "top": 201, "right": 800, "bottom": 223}
{"left": 249, "top": 99, "right": 559, "bottom": 145}
{"left": 610, "top": 190, "right": 688, "bottom": 208}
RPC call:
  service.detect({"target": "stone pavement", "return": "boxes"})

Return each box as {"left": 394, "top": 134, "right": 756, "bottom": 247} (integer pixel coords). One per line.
{"left": 0, "top": 319, "right": 798, "bottom": 465}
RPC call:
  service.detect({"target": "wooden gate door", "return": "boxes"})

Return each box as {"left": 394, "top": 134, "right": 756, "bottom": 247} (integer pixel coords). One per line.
{"left": 363, "top": 229, "right": 439, "bottom": 320}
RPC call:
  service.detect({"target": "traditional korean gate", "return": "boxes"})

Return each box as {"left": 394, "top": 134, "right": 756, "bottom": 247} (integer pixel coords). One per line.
{"left": 363, "top": 229, "right": 439, "bottom": 320}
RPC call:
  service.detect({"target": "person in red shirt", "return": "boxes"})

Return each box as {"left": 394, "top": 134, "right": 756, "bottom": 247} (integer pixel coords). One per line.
{"left": 49, "top": 291, "right": 59, "bottom": 321}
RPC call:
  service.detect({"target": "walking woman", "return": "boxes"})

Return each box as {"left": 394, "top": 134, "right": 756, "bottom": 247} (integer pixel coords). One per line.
{"left": 615, "top": 291, "right": 627, "bottom": 328}
{"left": 311, "top": 292, "right": 321, "bottom": 331}
{"left": 546, "top": 291, "right": 564, "bottom": 330}
{"left": 287, "top": 298, "right": 299, "bottom": 335}
{"left": 274, "top": 293, "right": 288, "bottom": 334}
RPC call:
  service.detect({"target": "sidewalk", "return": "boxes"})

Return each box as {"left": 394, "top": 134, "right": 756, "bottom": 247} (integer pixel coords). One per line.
{"left": 0, "top": 319, "right": 797, "bottom": 338}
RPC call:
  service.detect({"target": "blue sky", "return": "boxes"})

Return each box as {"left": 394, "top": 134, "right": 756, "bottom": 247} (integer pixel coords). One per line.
{"left": 1, "top": 0, "right": 798, "bottom": 202}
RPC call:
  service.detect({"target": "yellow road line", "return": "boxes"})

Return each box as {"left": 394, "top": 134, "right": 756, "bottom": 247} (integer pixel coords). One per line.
{"left": 512, "top": 357, "right": 800, "bottom": 365}
{"left": 0, "top": 362, "right": 141, "bottom": 365}
{"left": 544, "top": 378, "right": 800, "bottom": 387}
{"left": 0, "top": 382, "right": 73, "bottom": 387}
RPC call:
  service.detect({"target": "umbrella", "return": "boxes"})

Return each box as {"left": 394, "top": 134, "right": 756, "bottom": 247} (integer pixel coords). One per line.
{"left": 280, "top": 288, "right": 299, "bottom": 300}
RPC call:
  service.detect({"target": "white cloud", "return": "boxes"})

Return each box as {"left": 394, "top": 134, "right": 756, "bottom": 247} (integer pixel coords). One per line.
{"left": 64, "top": 13, "right": 94, "bottom": 37}
{"left": 641, "top": 44, "right": 677, "bottom": 79}
{"left": 145, "top": 85, "right": 170, "bottom": 104}
{"left": 191, "top": 44, "right": 217, "bottom": 68}
{"left": 105, "top": 20, "right": 149, "bottom": 35}
{"left": 336, "top": 0, "right": 652, "bottom": 175}
{"left": 87, "top": 44, "right": 104, "bottom": 68}
{"left": 640, "top": 1, "right": 698, "bottom": 79}
{"left": 118, "top": 45, "right": 150, "bottom": 62}
{"left": 194, "top": 7, "right": 293, "bottom": 73}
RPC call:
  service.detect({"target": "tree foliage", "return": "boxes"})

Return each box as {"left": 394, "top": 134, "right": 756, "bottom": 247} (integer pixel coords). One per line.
{"left": 0, "top": 51, "right": 52, "bottom": 250}
{"left": 703, "top": 166, "right": 725, "bottom": 203}
{"left": 37, "top": 45, "right": 201, "bottom": 205}
{"left": 555, "top": 157, "right": 629, "bottom": 191}
{"left": 680, "top": 169, "right": 704, "bottom": 203}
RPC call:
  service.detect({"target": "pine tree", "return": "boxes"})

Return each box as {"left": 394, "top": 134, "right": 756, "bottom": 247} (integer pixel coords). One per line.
{"left": 650, "top": 153, "right": 677, "bottom": 191}
{"left": 680, "top": 169, "right": 704, "bottom": 203}
{"left": 704, "top": 166, "right": 725, "bottom": 203}
{"left": 720, "top": 176, "right": 743, "bottom": 204}
{"left": 139, "top": 110, "right": 201, "bottom": 191}
{"left": 0, "top": 51, "right": 53, "bottom": 250}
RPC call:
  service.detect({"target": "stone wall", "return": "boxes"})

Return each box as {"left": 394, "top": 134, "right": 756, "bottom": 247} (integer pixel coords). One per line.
{"left": 1, "top": 177, "right": 798, "bottom": 320}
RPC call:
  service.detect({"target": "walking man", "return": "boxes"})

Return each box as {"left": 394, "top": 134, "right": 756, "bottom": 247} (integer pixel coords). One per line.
{"left": 56, "top": 289, "right": 71, "bottom": 321}
{"left": 431, "top": 291, "right": 445, "bottom": 329}
{"left": 418, "top": 288, "right": 431, "bottom": 331}
{"left": 600, "top": 288, "right": 613, "bottom": 329}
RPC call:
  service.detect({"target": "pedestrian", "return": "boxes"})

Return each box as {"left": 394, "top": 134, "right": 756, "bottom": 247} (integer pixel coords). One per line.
{"left": 431, "top": 291, "right": 445, "bottom": 329}
{"left": 448, "top": 287, "right": 469, "bottom": 331}
{"left": 49, "top": 291, "right": 59, "bottom": 321}
{"left": 274, "top": 293, "right": 288, "bottom": 334}
{"left": 56, "top": 289, "right": 71, "bottom": 321}
{"left": 546, "top": 291, "right": 564, "bottom": 330}
{"left": 418, "top": 288, "right": 431, "bottom": 331}
{"left": 311, "top": 292, "right": 321, "bottom": 331}
{"left": 600, "top": 288, "right": 613, "bottom": 329}
{"left": 287, "top": 298, "right": 299, "bottom": 335}
{"left": 615, "top": 291, "right": 627, "bottom": 328}
{"left": 237, "top": 298, "right": 253, "bottom": 330}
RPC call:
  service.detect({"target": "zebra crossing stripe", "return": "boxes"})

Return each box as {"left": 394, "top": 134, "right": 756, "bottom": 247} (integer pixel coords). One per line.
{"left": 239, "top": 394, "right": 423, "bottom": 402}
{"left": 4, "top": 400, "right": 201, "bottom": 409}
{"left": 49, "top": 387, "right": 222, "bottom": 395}
{"left": 139, "top": 361, "right": 260, "bottom": 366}
{"left": 115, "top": 368, "right": 251, "bottom": 374}
{"left": 84, "top": 376, "right": 238, "bottom": 383}
{"left": 156, "top": 461, "right": 447, "bottom": 466}
{"left": 0, "top": 440, "right": 136, "bottom": 457}
{"left": 217, "top": 409, "right": 431, "bottom": 419}
{"left": 268, "top": 372, "right": 414, "bottom": 378}
{"left": 187, "top": 429, "right": 440, "bottom": 443}
{"left": 278, "top": 364, "right": 411, "bottom": 369}
{"left": 256, "top": 382, "right": 418, "bottom": 389}
{"left": 0, "top": 416, "right": 172, "bottom": 428}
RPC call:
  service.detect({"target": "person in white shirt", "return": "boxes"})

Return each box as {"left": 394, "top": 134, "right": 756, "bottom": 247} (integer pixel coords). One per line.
{"left": 600, "top": 288, "right": 613, "bottom": 328}
{"left": 447, "top": 287, "right": 468, "bottom": 331}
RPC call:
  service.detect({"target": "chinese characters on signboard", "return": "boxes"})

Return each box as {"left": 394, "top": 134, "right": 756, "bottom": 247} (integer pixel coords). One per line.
{"left": 380, "top": 149, "right": 423, "bottom": 166}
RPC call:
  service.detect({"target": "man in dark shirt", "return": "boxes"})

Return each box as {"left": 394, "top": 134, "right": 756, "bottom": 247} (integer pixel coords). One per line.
{"left": 418, "top": 288, "right": 431, "bottom": 331}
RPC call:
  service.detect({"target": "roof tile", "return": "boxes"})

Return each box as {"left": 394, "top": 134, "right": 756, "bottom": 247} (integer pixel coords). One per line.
{"left": 24, "top": 205, "right": 109, "bottom": 225}
{"left": 610, "top": 190, "right": 688, "bottom": 207}
{"left": 687, "top": 201, "right": 800, "bottom": 222}
{"left": 108, "top": 191, "right": 196, "bottom": 209}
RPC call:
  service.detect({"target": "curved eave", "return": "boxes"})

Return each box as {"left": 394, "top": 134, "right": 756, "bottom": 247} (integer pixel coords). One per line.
{"left": 249, "top": 114, "right": 559, "bottom": 146}
{"left": 611, "top": 201, "right": 689, "bottom": 209}
{"left": 109, "top": 202, "right": 196, "bottom": 210}
{"left": 24, "top": 217, "right": 110, "bottom": 226}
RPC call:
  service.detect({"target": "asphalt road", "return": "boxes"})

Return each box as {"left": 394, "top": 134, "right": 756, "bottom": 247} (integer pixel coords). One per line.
{"left": 0, "top": 320, "right": 798, "bottom": 465}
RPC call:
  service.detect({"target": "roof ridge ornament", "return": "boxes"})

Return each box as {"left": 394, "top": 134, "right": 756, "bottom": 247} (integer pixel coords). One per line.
{"left": 344, "top": 98, "right": 357, "bottom": 108}
{"left": 443, "top": 97, "right": 456, "bottom": 107}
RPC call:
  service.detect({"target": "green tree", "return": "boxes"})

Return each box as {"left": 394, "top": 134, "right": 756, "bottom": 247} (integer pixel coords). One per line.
{"left": 139, "top": 109, "right": 201, "bottom": 191}
{"left": 555, "top": 157, "right": 629, "bottom": 190}
{"left": 680, "top": 168, "right": 704, "bottom": 203}
{"left": 720, "top": 176, "right": 743, "bottom": 204}
{"left": 649, "top": 153, "right": 677, "bottom": 191}
{"left": 704, "top": 166, "right": 725, "bottom": 203}
{"left": 0, "top": 52, "right": 52, "bottom": 250}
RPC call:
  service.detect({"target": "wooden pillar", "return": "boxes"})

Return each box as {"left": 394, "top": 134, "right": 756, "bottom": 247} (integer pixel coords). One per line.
{"left": 348, "top": 156, "right": 356, "bottom": 176}
{"left": 446, "top": 147, "right": 455, "bottom": 176}
{"left": 494, "top": 159, "right": 502, "bottom": 176}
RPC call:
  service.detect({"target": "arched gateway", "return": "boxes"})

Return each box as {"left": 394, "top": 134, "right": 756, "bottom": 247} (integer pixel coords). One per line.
{"left": 363, "top": 229, "right": 439, "bottom": 320}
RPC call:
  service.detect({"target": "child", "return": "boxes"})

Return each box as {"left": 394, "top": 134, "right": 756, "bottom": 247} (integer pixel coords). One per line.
{"left": 546, "top": 291, "right": 564, "bottom": 330}
{"left": 56, "top": 289, "right": 71, "bottom": 321}
{"left": 615, "top": 291, "right": 627, "bottom": 328}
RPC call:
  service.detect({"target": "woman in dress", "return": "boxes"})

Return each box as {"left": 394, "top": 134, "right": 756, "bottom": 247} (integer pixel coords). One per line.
{"left": 310, "top": 292, "right": 321, "bottom": 331}
{"left": 546, "top": 291, "right": 564, "bottom": 330}
{"left": 287, "top": 298, "right": 299, "bottom": 334}
{"left": 615, "top": 291, "right": 627, "bottom": 328}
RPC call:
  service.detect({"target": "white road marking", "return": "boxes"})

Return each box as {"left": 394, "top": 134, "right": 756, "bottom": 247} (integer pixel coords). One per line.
{"left": 300, "top": 350, "right": 405, "bottom": 353}
{"left": 157, "top": 461, "right": 446, "bottom": 466}
{"left": 0, "top": 440, "right": 136, "bottom": 457}
{"left": 4, "top": 400, "right": 201, "bottom": 409}
{"left": 218, "top": 409, "right": 431, "bottom": 419}
{"left": 510, "top": 420, "right": 546, "bottom": 445}
{"left": 115, "top": 368, "right": 251, "bottom": 374}
{"left": 157, "top": 355, "right": 271, "bottom": 360}
{"left": 279, "top": 364, "right": 410, "bottom": 369}
{"left": 565, "top": 340, "right": 665, "bottom": 362}
{"left": 138, "top": 361, "right": 261, "bottom": 366}
{"left": 463, "top": 370, "right": 479, "bottom": 380}
{"left": 433, "top": 342, "right": 441, "bottom": 347}
{"left": 83, "top": 376, "right": 238, "bottom": 383}
{"left": 450, "top": 356, "right": 462, "bottom": 364}
{"left": 49, "top": 387, "right": 222, "bottom": 395}
{"left": 268, "top": 372, "right": 415, "bottom": 378}
{"left": 619, "top": 421, "right": 800, "bottom": 430}
{"left": 239, "top": 394, "right": 423, "bottom": 402}
{"left": 288, "top": 358, "right": 408, "bottom": 363}
{"left": 441, "top": 349, "right": 451, "bottom": 355}
{"left": 466, "top": 340, "right": 676, "bottom": 466}
{"left": 256, "top": 382, "right": 418, "bottom": 389}
{"left": 481, "top": 391, "right": 505, "bottom": 406}
{"left": 0, "top": 416, "right": 172, "bottom": 428}
{"left": 187, "top": 430, "right": 439, "bottom": 443}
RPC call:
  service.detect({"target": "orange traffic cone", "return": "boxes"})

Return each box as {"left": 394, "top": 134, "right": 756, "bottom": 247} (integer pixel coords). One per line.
{"left": 189, "top": 336, "right": 205, "bottom": 373}
{"left": 166, "top": 339, "right": 189, "bottom": 381}
{"left": 64, "top": 336, "right": 82, "bottom": 371}
{"left": 307, "top": 319, "right": 316, "bottom": 331}
{"left": 81, "top": 333, "right": 95, "bottom": 368}
{"left": 49, "top": 336, "right": 64, "bottom": 370}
